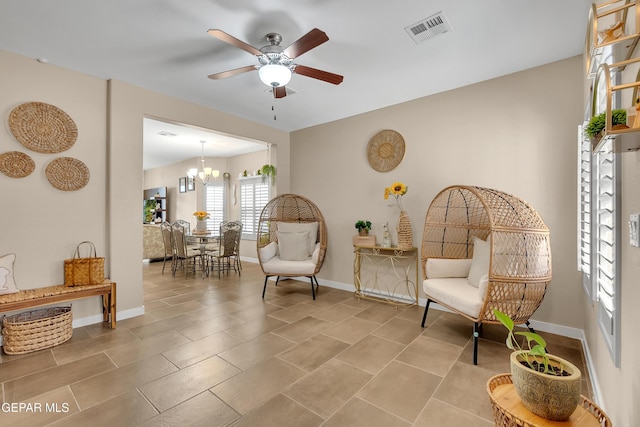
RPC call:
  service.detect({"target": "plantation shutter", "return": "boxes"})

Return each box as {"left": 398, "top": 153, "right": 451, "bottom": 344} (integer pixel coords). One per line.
{"left": 204, "top": 182, "right": 225, "bottom": 233}
{"left": 577, "top": 124, "right": 593, "bottom": 298}
{"left": 594, "top": 138, "right": 620, "bottom": 365}
{"left": 240, "top": 177, "right": 270, "bottom": 239}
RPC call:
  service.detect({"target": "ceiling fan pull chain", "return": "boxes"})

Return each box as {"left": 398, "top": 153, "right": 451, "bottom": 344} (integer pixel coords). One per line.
{"left": 272, "top": 104, "right": 277, "bottom": 121}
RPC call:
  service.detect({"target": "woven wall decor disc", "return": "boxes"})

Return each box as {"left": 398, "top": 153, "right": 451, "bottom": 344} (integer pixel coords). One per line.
{"left": 0, "top": 151, "right": 35, "bottom": 178}
{"left": 9, "top": 102, "right": 78, "bottom": 153}
{"left": 45, "top": 157, "right": 89, "bottom": 191}
{"left": 367, "top": 130, "right": 405, "bottom": 172}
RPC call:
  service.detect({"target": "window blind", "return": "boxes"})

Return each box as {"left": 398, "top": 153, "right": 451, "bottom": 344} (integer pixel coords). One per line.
{"left": 577, "top": 124, "right": 593, "bottom": 298}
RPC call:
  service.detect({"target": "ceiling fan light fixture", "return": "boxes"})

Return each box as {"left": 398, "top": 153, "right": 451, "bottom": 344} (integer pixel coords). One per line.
{"left": 259, "top": 64, "right": 291, "bottom": 87}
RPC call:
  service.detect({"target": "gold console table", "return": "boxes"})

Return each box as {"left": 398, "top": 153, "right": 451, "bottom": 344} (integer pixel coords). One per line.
{"left": 353, "top": 245, "right": 419, "bottom": 306}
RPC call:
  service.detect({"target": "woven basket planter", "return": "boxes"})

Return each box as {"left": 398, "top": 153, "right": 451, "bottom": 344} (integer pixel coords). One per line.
{"left": 2, "top": 306, "right": 72, "bottom": 354}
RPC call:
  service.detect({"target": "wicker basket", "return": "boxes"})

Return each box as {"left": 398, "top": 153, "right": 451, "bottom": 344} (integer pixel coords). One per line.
{"left": 2, "top": 306, "right": 72, "bottom": 355}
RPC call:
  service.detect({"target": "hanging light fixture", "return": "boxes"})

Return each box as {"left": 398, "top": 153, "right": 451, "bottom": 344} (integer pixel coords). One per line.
{"left": 258, "top": 63, "right": 292, "bottom": 88}
{"left": 187, "top": 140, "right": 219, "bottom": 185}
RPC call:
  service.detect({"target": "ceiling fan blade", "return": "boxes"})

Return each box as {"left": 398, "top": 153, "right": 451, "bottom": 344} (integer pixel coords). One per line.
{"left": 294, "top": 65, "right": 344, "bottom": 85}
{"left": 208, "top": 65, "right": 257, "bottom": 80}
{"left": 283, "top": 28, "right": 329, "bottom": 59}
{"left": 273, "top": 86, "right": 287, "bottom": 99}
{"left": 207, "top": 29, "right": 262, "bottom": 56}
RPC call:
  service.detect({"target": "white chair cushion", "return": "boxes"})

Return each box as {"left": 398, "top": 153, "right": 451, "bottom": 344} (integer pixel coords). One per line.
{"left": 259, "top": 242, "right": 278, "bottom": 263}
{"left": 423, "top": 277, "right": 483, "bottom": 318}
{"left": 467, "top": 237, "right": 490, "bottom": 288}
{"left": 261, "top": 256, "right": 317, "bottom": 275}
{"left": 277, "top": 222, "right": 318, "bottom": 255}
{"left": 277, "top": 230, "right": 311, "bottom": 261}
{"left": 426, "top": 258, "right": 472, "bottom": 278}
{"left": 311, "top": 242, "right": 320, "bottom": 265}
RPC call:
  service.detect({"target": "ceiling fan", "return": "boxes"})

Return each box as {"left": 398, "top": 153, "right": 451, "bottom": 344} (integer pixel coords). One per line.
{"left": 207, "top": 28, "right": 344, "bottom": 98}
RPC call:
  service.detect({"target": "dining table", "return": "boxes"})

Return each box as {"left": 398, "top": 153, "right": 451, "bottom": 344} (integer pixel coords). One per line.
{"left": 187, "top": 232, "right": 219, "bottom": 278}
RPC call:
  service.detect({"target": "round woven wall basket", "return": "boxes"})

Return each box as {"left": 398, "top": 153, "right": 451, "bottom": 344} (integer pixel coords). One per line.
{"left": 9, "top": 102, "right": 78, "bottom": 153}
{"left": 0, "top": 151, "right": 35, "bottom": 178}
{"left": 367, "top": 130, "right": 405, "bottom": 172}
{"left": 45, "top": 157, "right": 90, "bottom": 191}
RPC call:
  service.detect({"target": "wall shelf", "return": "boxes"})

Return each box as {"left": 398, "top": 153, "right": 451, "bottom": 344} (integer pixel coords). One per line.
{"left": 585, "top": 0, "right": 640, "bottom": 77}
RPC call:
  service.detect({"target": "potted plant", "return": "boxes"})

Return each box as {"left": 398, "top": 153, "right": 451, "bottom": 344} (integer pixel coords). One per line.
{"left": 355, "top": 220, "right": 372, "bottom": 236}
{"left": 493, "top": 309, "right": 581, "bottom": 421}
{"left": 585, "top": 109, "right": 627, "bottom": 147}
{"left": 260, "top": 164, "right": 276, "bottom": 184}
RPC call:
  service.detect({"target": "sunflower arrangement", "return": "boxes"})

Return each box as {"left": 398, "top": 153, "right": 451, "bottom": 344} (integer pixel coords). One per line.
{"left": 193, "top": 211, "right": 210, "bottom": 220}
{"left": 384, "top": 181, "right": 408, "bottom": 210}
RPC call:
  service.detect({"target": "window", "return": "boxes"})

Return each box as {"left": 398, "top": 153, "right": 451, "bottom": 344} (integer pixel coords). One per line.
{"left": 240, "top": 177, "right": 270, "bottom": 239}
{"left": 204, "top": 182, "right": 226, "bottom": 233}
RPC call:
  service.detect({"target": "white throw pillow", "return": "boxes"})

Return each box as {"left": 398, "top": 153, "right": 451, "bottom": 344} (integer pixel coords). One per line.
{"left": 277, "top": 231, "right": 311, "bottom": 261}
{"left": 277, "top": 222, "right": 318, "bottom": 255}
{"left": 467, "top": 237, "right": 490, "bottom": 288}
{"left": 426, "top": 258, "right": 473, "bottom": 279}
{"left": 0, "top": 253, "right": 19, "bottom": 295}
{"left": 259, "top": 241, "right": 278, "bottom": 262}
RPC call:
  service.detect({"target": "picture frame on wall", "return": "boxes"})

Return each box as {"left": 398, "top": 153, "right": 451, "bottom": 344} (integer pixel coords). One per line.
{"left": 179, "top": 177, "right": 187, "bottom": 193}
{"left": 187, "top": 177, "right": 195, "bottom": 191}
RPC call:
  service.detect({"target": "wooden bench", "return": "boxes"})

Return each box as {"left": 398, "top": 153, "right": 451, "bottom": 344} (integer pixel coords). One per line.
{"left": 0, "top": 280, "right": 116, "bottom": 329}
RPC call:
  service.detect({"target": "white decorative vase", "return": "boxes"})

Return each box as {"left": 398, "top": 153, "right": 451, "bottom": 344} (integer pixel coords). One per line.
{"left": 196, "top": 219, "right": 207, "bottom": 232}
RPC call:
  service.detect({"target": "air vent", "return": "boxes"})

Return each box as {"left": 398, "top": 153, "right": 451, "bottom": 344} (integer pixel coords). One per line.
{"left": 405, "top": 11, "right": 452, "bottom": 44}
{"left": 157, "top": 131, "right": 177, "bottom": 137}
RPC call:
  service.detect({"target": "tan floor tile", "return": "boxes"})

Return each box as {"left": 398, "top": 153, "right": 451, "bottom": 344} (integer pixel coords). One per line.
{"left": 396, "top": 336, "right": 463, "bottom": 377}
{"left": 413, "top": 398, "right": 494, "bottom": 427}
{"left": 267, "top": 291, "right": 315, "bottom": 307}
{"left": 268, "top": 302, "right": 323, "bottom": 323}
{"left": 0, "top": 350, "right": 57, "bottom": 382}
{"left": 322, "top": 397, "right": 411, "bottom": 427}
{"left": 421, "top": 312, "right": 473, "bottom": 347}
{"left": 432, "top": 361, "right": 495, "bottom": 420}
{"left": 231, "top": 394, "right": 323, "bottom": 427}
{"left": 0, "top": 386, "right": 79, "bottom": 427}
{"left": 311, "top": 302, "right": 364, "bottom": 323}
{"left": 271, "top": 316, "right": 333, "bottom": 343}
{"left": 141, "top": 391, "right": 240, "bottom": 427}
{"left": 301, "top": 290, "right": 352, "bottom": 308}
{"left": 163, "top": 331, "right": 240, "bottom": 368}
{"left": 278, "top": 334, "right": 349, "bottom": 371}
{"left": 458, "top": 338, "right": 512, "bottom": 372}
{"left": 358, "top": 361, "right": 441, "bottom": 422}
{"left": 284, "top": 358, "right": 372, "bottom": 419}
{"left": 212, "top": 357, "right": 306, "bottom": 415}
{"left": 227, "top": 302, "right": 283, "bottom": 322}
{"left": 322, "top": 316, "right": 381, "bottom": 344}
{"left": 223, "top": 316, "right": 289, "bottom": 342}
{"left": 3, "top": 353, "right": 116, "bottom": 403}
{"left": 129, "top": 313, "right": 198, "bottom": 339}
{"left": 71, "top": 353, "right": 178, "bottom": 409}
{"left": 371, "top": 316, "right": 425, "bottom": 345}
{"left": 139, "top": 355, "right": 240, "bottom": 412}
{"left": 177, "top": 314, "right": 245, "bottom": 341}
{"left": 336, "top": 335, "right": 405, "bottom": 374}
{"left": 354, "top": 303, "right": 404, "bottom": 324}
{"left": 51, "top": 329, "right": 141, "bottom": 364}
{"left": 218, "top": 332, "right": 295, "bottom": 369}
{"left": 48, "top": 389, "right": 157, "bottom": 427}
{"left": 105, "top": 329, "right": 191, "bottom": 367}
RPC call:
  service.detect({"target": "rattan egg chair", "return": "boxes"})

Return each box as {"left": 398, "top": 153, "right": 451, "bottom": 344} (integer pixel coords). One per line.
{"left": 421, "top": 185, "right": 552, "bottom": 365}
{"left": 257, "top": 194, "right": 327, "bottom": 300}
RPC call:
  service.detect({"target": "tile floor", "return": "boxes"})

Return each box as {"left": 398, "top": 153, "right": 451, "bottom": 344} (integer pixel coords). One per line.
{"left": 0, "top": 261, "right": 592, "bottom": 426}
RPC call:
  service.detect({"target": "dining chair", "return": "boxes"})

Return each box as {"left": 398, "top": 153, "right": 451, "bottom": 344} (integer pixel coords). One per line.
{"left": 171, "top": 222, "right": 202, "bottom": 277}
{"left": 209, "top": 221, "right": 242, "bottom": 278}
{"left": 160, "top": 221, "right": 174, "bottom": 274}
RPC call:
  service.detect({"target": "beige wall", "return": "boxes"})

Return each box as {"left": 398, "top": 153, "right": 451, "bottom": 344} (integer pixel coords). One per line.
{"left": 0, "top": 50, "right": 108, "bottom": 321}
{"left": 292, "top": 56, "right": 585, "bottom": 329}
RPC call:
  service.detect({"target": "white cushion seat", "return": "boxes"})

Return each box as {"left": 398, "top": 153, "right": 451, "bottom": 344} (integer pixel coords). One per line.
{"left": 259, "top": 241, "right": 320, "bottom": 275}
{"left": 423, "top": 278, "right": 482, "bottom": 318}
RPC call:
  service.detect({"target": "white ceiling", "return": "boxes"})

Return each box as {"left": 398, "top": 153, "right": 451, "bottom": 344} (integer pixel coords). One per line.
{"left": 0, "top": 0, "right": 591, "bottom": 169}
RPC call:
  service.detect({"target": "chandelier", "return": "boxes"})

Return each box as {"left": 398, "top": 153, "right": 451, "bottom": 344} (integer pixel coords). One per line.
{"left": 187, "top": 140, "right": 219, "bottom": 185}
